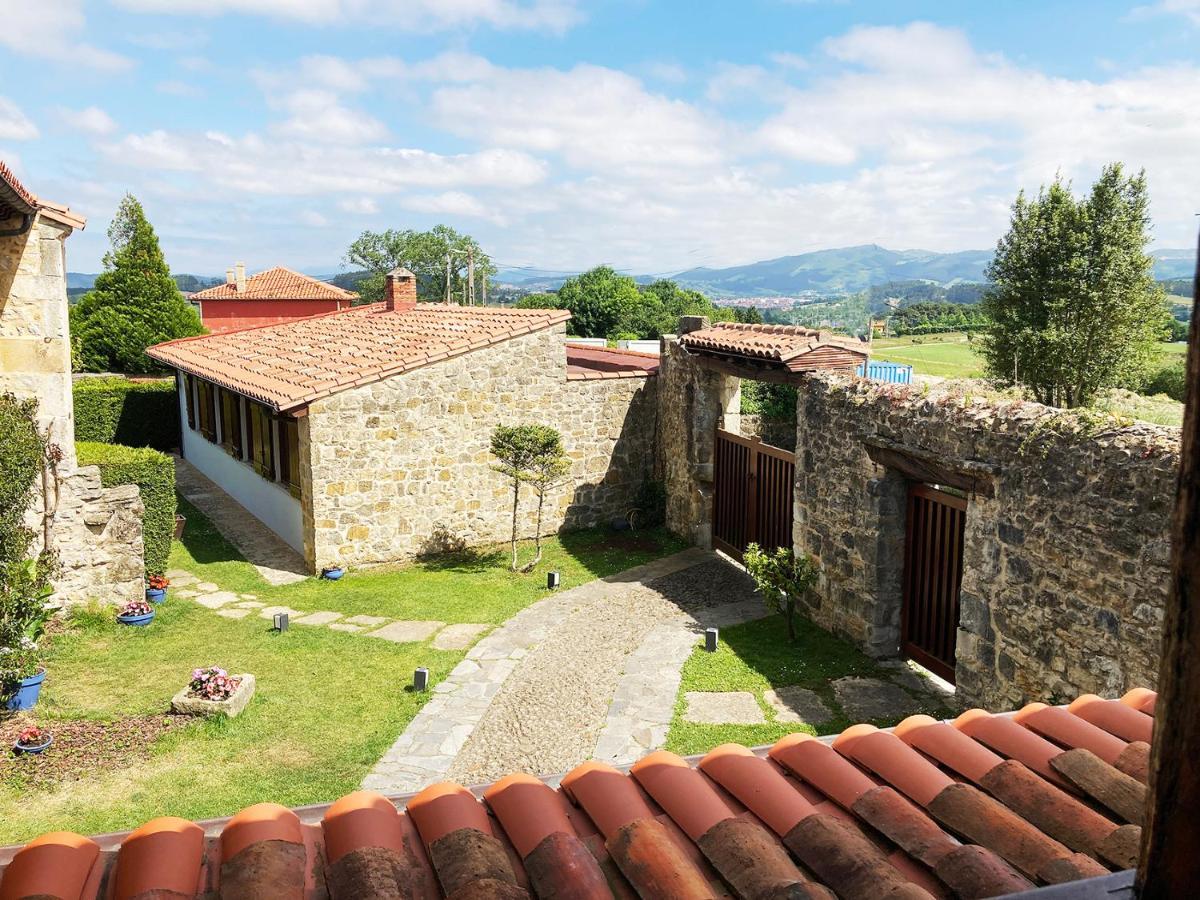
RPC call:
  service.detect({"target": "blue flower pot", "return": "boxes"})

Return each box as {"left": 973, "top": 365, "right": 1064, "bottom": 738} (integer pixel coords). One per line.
{"left": 322, "top": 567, "right": 344, "bottom": 581}
{"left": 146, "top": 587, "right": 167, "bottom": 603}
{"left": 13, "top": 735, "right": 52, "bottom": 755}
{"left": 118, "top": 611, "right": 155, "bottom": 627}
{"left": 4, "top": 668, "right": 45, "bottom": 712}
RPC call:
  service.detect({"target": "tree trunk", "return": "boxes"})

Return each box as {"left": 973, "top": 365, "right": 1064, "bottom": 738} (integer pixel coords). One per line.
{"left": 1138, "top": 231, "right": 1200, "bottom": 898}
{"left": 509, "top": 482, "right": 520, "bottom": 571}
{"left": 522, "top": 488, "right": 546, "bottom": 573}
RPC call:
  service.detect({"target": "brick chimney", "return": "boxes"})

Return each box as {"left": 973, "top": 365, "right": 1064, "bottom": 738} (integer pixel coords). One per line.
{"left": 235, "top": 261, "right": 246, "bottom": 293}
{"left": 384, "top": 266, "right": 418, "bottom": 311}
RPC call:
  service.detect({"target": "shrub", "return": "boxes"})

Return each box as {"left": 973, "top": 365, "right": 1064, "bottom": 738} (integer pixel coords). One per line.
{"left": 743, "top": 543, "right": 819, "bottom": 642}
{"left": 1140, "top": 359, "right": 1186, "bottom": 403}
{"left": 76, "top": 441, "right": 176, "bottom": 576}
{"left": 73, "top": 377, "right": 179, "bottom": 451}
{"left": 740, "top": 381, "right": 798, "bottom": 421}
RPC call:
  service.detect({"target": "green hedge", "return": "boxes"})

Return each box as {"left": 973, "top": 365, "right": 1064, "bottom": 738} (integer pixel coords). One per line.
{"left": 76, "top": 441, "right": 175, "bottom": 576}
{"left": 74, "top": 377, "right": 179, "bottom": 451}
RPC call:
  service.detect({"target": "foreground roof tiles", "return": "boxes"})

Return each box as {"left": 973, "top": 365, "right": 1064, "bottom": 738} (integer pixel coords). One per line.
{"left": 680, "top": 322, "right": 868, "bottom": 372}
{"left": 191, "top": 267, "right": 358, "bottom": 302}
{"left": 0, "top": 688, "right": 1155, "bottom": 899}
{"left": 146, "top": 303, "right": 573, "bottom": 411}
{"left": 0, "top": 160, "right": 86, "bottom": 230}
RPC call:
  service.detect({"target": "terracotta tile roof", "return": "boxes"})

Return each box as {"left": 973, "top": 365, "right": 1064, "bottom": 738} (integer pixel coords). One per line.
{"left": 0, "top": 160, "right": 86, "bottom": 230}
{"left": 190, "top": 267, "right": 358, "bottom": 302}
{"left": 566, "top": 343, "right": 660, "bottom": 379}
{"left": 681, "top": 322, "right": 869, "bottom": 372}
{"left": 0, "top": 688, "right": 1154, "bottom": 898}
{"left": 146, "top": 303, "right": 573, "bottom": 411}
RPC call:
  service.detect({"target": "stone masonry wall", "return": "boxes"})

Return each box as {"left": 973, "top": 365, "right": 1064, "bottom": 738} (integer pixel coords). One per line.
{"left": 303, "top": 325, "right": 658, "bottom": 569}
{"left": 2, "top": 212, "right": 146, "bottom": 604}
{"left": 793, "top": 376, "right": 1177, "bottom": 709}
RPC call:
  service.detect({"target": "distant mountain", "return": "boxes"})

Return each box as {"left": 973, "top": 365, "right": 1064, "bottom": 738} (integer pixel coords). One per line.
{"left": 66, "top": 272, "right": 222, "bottom": 297}
{"left": 1150, "top": 249, "right": 1197, "bottom": 281}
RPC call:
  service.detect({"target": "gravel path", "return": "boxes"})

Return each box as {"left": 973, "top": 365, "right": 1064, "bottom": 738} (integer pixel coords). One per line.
{"left": 446, "top": 558, "right": 765, "bottom": 784}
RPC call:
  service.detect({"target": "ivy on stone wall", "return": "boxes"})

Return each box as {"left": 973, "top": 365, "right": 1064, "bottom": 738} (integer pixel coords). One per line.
{"left": 76, "top": 442, "right": 176, "bottom": 576}
{"left": 73, "top": 377, "right": 179, "bottom": 451}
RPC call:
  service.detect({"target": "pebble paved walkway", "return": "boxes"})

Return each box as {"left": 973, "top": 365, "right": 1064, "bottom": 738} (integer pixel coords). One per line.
{"left": 363, "top": 549, "right": 769, "bottom": 793}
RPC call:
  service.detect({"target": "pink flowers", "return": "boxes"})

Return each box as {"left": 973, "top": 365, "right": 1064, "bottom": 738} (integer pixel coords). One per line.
{"left": 119, "top": 599, "right": 154, "bottom": 617}
{"left": 188, "top": 666, "right": 241, "bottom": 702}
{"left": 17, "top": 725, "right": 47, "bottom": 746}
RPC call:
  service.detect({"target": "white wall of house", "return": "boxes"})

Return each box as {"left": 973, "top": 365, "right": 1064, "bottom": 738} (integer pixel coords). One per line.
{"left": 176, "top": 380, "right": 304, "bottom": 553}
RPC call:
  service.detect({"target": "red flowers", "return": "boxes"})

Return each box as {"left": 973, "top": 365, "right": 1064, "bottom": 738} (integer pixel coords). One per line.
{"left": 17, "top": 725, "right": 47, "bottom": 746}
{"left": 188, "top": 666, "right": 241, "bottom": 702}
{"left": 146, "top": 575, "right": 170, "bottom": 590}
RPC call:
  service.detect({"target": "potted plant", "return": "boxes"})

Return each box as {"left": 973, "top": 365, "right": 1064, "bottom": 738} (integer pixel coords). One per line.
{"left": 171, "top": 666, "right": 256, "bottom": 718}
{"left": 321, "top": 565, "right": 344, "bottom": 581}
{"left": 12, "top": 724, "right": 52, "bottom": 755}
{"left": 145, "top": 574, "right": 170, "bottom": 603}
{"left": 116, "top": 599, "right": 156, "bottom": 627}
{"left": 743, "top": 543, "right": 819, "bottom": 642}
{"left": 1, "top": 559, "right": 54, "bottom": 713}
{"left": 2, "top": 637, "right": 46, "bottom": 712}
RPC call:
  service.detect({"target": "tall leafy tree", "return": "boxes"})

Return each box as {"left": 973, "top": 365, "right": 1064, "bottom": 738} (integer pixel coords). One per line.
{"left": 71, "top": 195, "right": 202, "bottom": 374}
{"left": 345, "top": 225, "right": 494, "bottom": 304}
{"left": 979, "top": 164, "right": 1167, "bottom": 407}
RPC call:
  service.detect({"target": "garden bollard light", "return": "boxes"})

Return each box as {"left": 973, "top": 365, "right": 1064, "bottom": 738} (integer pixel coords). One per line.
{"left": 414, "top": 667, "right": 430, "bottom": 692}
{"left": 705, "top": 627, "right": 719, "bottom": 652}
{"left": 273, "top": 612, "right": 289, "bottom": 632}
{"left": 547, "top": 571, "right": 561, "bottom": 589}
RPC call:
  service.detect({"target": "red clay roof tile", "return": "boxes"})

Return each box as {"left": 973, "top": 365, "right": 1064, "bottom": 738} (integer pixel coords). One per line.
{"left": 0, "top": 688, "right": 1158, "bottom": 898}
{"left": 0, "top": 160, "right": 86, "bottom": 230}
{"left": 147, "top": 303, "right": 573, "bottom": 411}
{"left": 1067, "top": 694, "right": 1155, "bottom": 744}
{"left": 679, "top": 322, "right": 869, "bottom": 371}
{"left": 191, "top": 267, "right": 357, "bottom": 302}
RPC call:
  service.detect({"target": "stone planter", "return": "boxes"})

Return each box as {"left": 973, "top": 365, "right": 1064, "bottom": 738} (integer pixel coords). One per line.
{"left": 4, "top": 668, "right": 46, "bottom": 712}
{"left": 171, "top": 674, "right": 256, "bottom": 719}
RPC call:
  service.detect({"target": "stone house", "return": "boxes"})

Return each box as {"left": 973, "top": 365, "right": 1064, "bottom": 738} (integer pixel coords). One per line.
{"left": 148, "top": 269, "right": 659, "bottom": 571}
{"left": 0, "top": 162, "right": 145, "bottom": 603}
{"left": 190, "top": 264, "right": 357, "bottom": 334}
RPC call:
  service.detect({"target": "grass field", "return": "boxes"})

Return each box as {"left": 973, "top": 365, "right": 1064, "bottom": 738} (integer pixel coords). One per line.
{"left": 0, "top": 500, "right": 684, "bottom": 843}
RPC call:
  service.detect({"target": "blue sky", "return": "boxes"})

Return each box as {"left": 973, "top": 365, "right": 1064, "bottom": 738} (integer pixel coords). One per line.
{"left": 2, "top": 0, "right": 1198, "bottom": 275}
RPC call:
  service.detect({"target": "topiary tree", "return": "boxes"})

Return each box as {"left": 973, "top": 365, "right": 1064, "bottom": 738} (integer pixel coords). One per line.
{"left": 0, "top": 395, "right": 57, "bottom": 698}
{"left": 743, "top": 543, "right": 818, "bottom": 642}
{"left": 70, "top": 194, "right": 203, "bottom": 374}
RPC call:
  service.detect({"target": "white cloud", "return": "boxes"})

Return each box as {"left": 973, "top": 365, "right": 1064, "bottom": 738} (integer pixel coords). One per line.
{"left": 401, "top": 190, "right": 498, "bottom": 221}
{"left": 271, "top": 90, "right": 390, "bottom": 145}
{"left": 56, "top": 106, "right": 119, "bottom": 136}
{"left": 298, "top": 209, "right": 329, "bottom": 226}
{"left": 113, "top": 0, "right": 581, "bottom": 32}
{"left": 0, "top": 98, "right": 39, "bottom": 141}
{"left": 1, "top": 3, "right": 131, "bottom": 71}
{"left": 339, "top": 197, "right": 380, "bottom": 215}
{"left": 157, "top": 80, "right": 204, "bottom": 97}
{"left": 1131, "top": 0, "right": 1200, "bottom": 25}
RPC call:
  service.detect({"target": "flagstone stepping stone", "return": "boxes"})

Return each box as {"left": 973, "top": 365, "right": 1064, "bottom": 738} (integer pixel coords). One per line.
{"left": 239, "top": 594, "right": 258, "bottom": 600}
{"left": 195, "top": 582, "right": 219, "bottom": 593}
{"left": 165, "top": 569, "right": 194, "bottom": 579}
{"left": 234, "top": 601, "right": 265, "bottom": 609}
{"left": 166, "top": 572, "right": 198, "bottom": 587}
{"left": 217, "top": 608, "right": 252, "bottom": 619}
{"left": 684, "top": 691, "right": 765, "bottom": 725}
{"left": 345, "top": 615, "right": 388, "bottom": 626}
{"left": 329, "top": 623, "right": 363, "bottom": 633}
{"left": 432, "top": 623, "right": 490, "bottom": 650}
{"left": 259, "top": 605, "right": 304, "bottom": 621}
{"left": 832, "top": 676, "right": 922, "bottom": 722}
{"left": 294, "top": 611, "right": 343, "bottom": 626}
{"left": 764, "top": 686, "right": 833, "bottom": 726}
{"left": 175, "top": 589, "right": 198, "bottom": 599}
{"left": 367, "top": 620, "right": 445, "bottom": 643}
{"left": 195, "top": 591, "right": 240, "bottom": 609}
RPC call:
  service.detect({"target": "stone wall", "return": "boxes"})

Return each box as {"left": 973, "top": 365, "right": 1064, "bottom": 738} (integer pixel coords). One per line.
{"left": 739, "top": 414, "right": 796, "bottom": 452}
{"left": 2, "top": 211, "right": 146, "bottom": 604}
{"left": 303, "top": 325, "right": 659, "bottom": 568}
{"left": 792, "top": 376, "right": 1176, "bottom": 708}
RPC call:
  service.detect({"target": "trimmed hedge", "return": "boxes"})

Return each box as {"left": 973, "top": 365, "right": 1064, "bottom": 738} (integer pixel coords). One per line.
{"left": 76, "top": 441, "right": 176, "bottom": 576}
{"left": 74, "top": 377, "right": 179, "bottom": 451}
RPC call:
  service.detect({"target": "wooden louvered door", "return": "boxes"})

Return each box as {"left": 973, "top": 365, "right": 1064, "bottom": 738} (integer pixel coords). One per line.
{"left": 712, "top": 429, "right": 795, "bottom": 560}
{"left": 901, "top": 483, "right": 967, "bottom": 683}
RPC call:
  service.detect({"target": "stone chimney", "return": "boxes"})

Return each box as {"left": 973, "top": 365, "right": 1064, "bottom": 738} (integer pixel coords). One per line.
{"left": 384, "top": 266, "right": 418, "bottom": 311}
{"left": 235, "top": 262, "right": 246, "bottom": 293}
{"left": 226, "top": 268, "right": 235, "bottom": 285}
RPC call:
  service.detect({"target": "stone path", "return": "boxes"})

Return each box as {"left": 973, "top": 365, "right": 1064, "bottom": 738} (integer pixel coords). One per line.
{"left": 174, "top": 457, "right": 308, "bottom": 586}
{"left": 165, "top": 568, "right": 490, "bottom": 648}
{"left": 362, "top": 549, "right": 770, "bottom": 794}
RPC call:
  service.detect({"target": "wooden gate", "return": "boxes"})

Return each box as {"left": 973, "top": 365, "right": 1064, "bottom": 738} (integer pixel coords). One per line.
{"left": 902, "top": 483, "right": 967, "bottom": 683}
{"left": 712, "top": 429, "right": 795, "bottom": 559}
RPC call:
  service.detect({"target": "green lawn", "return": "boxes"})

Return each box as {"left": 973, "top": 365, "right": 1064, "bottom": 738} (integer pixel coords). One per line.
{"left": 871, "top": 332, "right": 985, "bottom": 378}
{"left": 0, "top": 500, "right": 685, "bottom": 844}
{"left": 665, "top": 615, "right": 954, "bottom": 757}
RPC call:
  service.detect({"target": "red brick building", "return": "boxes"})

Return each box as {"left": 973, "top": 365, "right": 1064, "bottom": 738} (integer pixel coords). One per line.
{"left": 190, "top": 264, "right": 357, "bottom": 333}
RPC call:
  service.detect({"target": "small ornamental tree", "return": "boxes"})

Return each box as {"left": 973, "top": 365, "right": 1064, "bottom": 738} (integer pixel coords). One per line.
{"left": 71, "top": 194, "right": 203, "bottom": 374}
{"left": 0, "top": 395, "right": 57, "bottom": 697}
{"left": 743, "top": 543, "right": 818, "bottom": 642}
{"left": 490, "top": 425, "right": 540, "bottom": 571}
{"left": 524, "top": 428, "right": 571, "bottom": 570}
